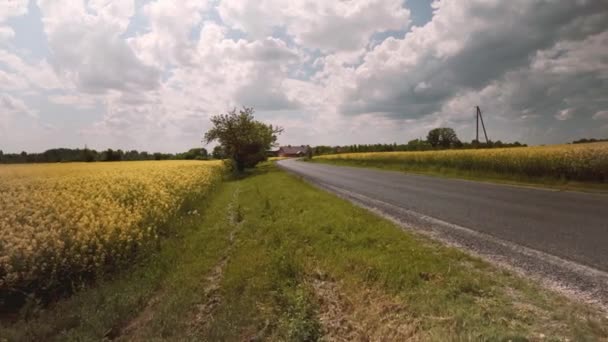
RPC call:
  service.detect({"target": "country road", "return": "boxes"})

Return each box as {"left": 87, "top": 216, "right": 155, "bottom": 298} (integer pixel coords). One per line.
{"left": 278, "top": 159, "right": 608, "bottom": 307}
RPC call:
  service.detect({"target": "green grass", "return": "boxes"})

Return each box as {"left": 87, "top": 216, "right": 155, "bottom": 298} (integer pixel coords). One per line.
{"left": 311, "top": 157, "right": 608, "bottom": 192}
{"left": 2, "top": 163, "right": 607, "bottom": 340}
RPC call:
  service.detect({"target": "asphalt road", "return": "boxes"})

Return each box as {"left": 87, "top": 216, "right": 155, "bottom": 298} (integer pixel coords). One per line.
{"left": 278, "top": 159, "right": 608, "bottom": 273}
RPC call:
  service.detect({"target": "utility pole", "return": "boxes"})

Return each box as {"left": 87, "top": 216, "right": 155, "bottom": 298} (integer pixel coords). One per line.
{"left": 475, "top": 106, "right": 489, "bottom": 145}
{"left": 476, "top": 106, "right": 479, "bottom": 144}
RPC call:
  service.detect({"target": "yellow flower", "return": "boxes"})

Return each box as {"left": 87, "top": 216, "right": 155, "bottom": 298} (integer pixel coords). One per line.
{"left": 0, "top": 160, "right": 225, "bottom": 292}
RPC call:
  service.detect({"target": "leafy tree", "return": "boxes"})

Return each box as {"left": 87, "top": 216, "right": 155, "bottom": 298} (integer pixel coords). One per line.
{"left": 182, "top": 148, "right": 208, "bottom": 160}
{"left": 82, "top": 146, "right": 95, "bottom": 162}
{"left": 204, "top": 107, "right": 283, "bottom": 172}
{"left": 427, "top": 128, "right": 460, "bottom": 148}
{"left": 211, "top": 145, "right": 225, "bottom": 159}
{"left": 427, "top": 129, "right": 441, "bottom": 148}
{"left": 102, "top": 149, "right": 113, "bottom": 161}
{"left": 124, "top": 150, "right": 140, "bottom": 161}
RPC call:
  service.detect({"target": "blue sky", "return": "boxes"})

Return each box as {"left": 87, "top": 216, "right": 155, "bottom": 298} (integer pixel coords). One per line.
{"left": 0, "top": 0, "right": 607, "bottom": 153}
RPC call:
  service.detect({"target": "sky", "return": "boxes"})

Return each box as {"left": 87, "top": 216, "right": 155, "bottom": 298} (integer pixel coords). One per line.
{"left": 0, "top": 0, "right": 607, "bottom": 153}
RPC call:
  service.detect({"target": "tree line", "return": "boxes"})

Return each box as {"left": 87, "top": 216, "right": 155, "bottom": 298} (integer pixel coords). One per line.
{"left": 312, "top": 127, "right": 526, "bottom": 156}
{"left": 571, "top": 138, "right": 608, "bottom": 144}
{"left": 0, "top": 147, "right": 220, "bottom": 164}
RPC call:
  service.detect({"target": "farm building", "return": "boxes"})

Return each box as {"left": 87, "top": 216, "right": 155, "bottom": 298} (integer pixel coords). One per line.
{"left": 277, "top": 145, "right": 309, "bottom": 158}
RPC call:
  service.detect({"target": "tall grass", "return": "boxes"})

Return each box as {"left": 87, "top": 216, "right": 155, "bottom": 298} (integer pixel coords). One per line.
{"left": 315, "top": 142, "right": 608, "bottom": 183}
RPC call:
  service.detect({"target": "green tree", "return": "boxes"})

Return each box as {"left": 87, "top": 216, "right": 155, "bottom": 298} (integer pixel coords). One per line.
{"left": 125, "top": 150, "right": 140, "bottom": 161}
{"left": 204, "top": 107, "right": 283, "bottom": 172}
{"left": 82, "top": 146, "right": 95, "bottom": 162}
{"left": 101, "top": 149, "right": 117, "bottom": 161}
{"left": 427, "top": 129, "right": 441, "bottom": 148}
{"left": 427, "top": 128, "right": 460, "bottom": 149}
{"left": 183, "top": 148, "right": 208, "bottom": 160}
{"left": 211, "top": 145, "right": 225, "bottom": 159}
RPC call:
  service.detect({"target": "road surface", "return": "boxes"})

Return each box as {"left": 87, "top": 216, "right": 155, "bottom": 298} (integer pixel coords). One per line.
{"left": 278, "top": 159, "right": 608, "bottom": 307}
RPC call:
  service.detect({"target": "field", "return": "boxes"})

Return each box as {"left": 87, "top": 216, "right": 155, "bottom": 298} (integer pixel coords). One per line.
{"left": 314, "top": 142, "right": 608, "bottom": 186}
{"left": 2, "top": 164, "right": 606, "bottom": 340}
{"left": 0, "top": 160, "right": 224, "bottom": 306}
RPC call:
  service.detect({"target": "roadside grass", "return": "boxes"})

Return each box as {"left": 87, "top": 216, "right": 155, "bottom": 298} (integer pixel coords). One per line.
{"left": 310, "top": 157, "right": 608, "bottom": 192}
{"left": 2, "top": 163, "right": 607, "bottom": 340}
{"left": 209, "top": 163, "right": 606, "bottom": 340}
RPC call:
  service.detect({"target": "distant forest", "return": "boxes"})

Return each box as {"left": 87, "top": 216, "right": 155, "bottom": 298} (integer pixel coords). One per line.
{"left": 0, "top": 147, "right": 213, "bottom": 164}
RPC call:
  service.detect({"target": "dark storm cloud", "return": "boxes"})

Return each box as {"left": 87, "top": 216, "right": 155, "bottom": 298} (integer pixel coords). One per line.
{"left": 340, "top": 0, "right": 608, "bottom": 129}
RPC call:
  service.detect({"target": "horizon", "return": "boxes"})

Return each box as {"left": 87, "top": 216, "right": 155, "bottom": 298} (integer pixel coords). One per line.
{"left": 1, "top": 1, "right": 607, "bottom": 154}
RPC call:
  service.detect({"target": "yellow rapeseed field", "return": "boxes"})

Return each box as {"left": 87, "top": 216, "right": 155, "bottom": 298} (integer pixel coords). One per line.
{"left": 315, "top": 142, "right": 608, "bottom": 183}
{"left": 0, "top": 160, "right": 224, "bottom": 296}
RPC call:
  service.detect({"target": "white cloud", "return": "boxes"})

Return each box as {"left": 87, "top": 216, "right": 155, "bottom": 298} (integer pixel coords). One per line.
{"left": 555, "top": 108, "right": 573, "bottom": 121}
{"left": 0, "top": 26, "right": 14, "bottom": 41}
{"left": 532, "top": 31, "right": 608, "bottom": 78}
{"left": 0, "top": 0, "right": 27, "bottom": 43}
{"left": 0, "top": 50, "right": 61, "bottom": 90}
{"left": 0, "top": 0, "right": 607, "bottom": 151}
{"left": 0, "top": 69, "right": 27, "bottom": 90}
{"left": 218, "top": 0, "right": 411, "bottom": 52}
{"left": 0, "top": 93, "right": 36, "bottom": 117}
{"left": 0, "top": 0, "right": 28, "bottom": 21}
{"left": 37, "top": 0, "right": 159, "bottom": 94}
{"left": 48, "top": 94, "right": 97, "bottom": 109}
{"left": 593, "top": 111, "right": 608, "bottom": 120}
{"left": 130, "top": 0, "right": 210, "bottom": 66}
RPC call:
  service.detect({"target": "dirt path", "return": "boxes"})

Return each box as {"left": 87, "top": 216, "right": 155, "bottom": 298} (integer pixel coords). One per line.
{"left": 111, "top": 188, "right": 243, "bottom": 341}
{"left": 188, "top": 187, "right": 243, "bottom": 335}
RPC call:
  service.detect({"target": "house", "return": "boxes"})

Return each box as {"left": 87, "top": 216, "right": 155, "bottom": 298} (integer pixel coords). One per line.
{"left": 266, "top": 149, "right": 279, "bottom": 157}
{"left": 277, "top": 145, "right": 309, "bottom": 158}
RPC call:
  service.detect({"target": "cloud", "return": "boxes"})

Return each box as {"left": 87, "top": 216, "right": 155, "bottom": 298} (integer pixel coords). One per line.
{"left": 0, "top": 26, "right": 14, "bottom": 41}
{"left": 555, "top": 108, "right": 573, "bottom": 121}
{"left": 0, "top": 93, "right": 37, "bottom": 117}
{"left": 0, "top": 0, "right": 28, "bottom": 21}
{"left": 0, "top": 0, "right": 607, "bottom": 151}
{"left": 37, "top": 0, "right": 160, "bottom": 94}
{"left": 593, "top": 111, "right": 608, "bottom": 120}
{"left": 0, "top": 0, "right": 27, "bottom": 43}
{"left": 0, "top": 50, "right": 61, "bottom": 90}
{"left": 218, "top": 0, "right": 411, "bottom": 52}
{"left": 129, "top": 0, "right": 210, "bottom": 66}
{"left": 0, "top": 69, "right": 27, "bottom": 90}
{"left": 338, "top": 0, "right": 607, "bottom": 117}
{"left": 48, "top": 94, "right": 97, "bottom": 109}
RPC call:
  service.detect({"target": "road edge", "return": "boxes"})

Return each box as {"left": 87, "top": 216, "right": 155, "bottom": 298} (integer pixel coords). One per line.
{"left": 278, "top": 160, "right": 608, "bottom": 313}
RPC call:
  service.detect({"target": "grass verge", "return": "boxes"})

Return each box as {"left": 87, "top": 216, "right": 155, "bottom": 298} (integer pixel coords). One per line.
{"left": 310, "top": 158, "right": 608, "bottom": 192}
{"left": 2, "top": 163, "right": 607, "bottom": 340}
